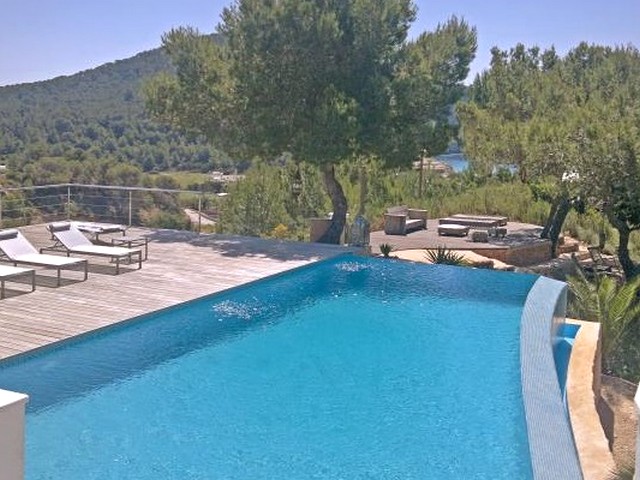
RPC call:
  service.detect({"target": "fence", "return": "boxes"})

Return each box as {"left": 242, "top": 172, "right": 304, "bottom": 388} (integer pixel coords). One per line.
{"left": 0, "top": 184, "right": 220, "bottom": 233}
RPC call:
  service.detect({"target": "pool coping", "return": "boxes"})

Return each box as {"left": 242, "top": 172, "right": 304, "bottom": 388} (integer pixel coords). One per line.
{"left": 521, "top": 276, "right": 583, "bottom": 479}
{"left": 565, "top": 319, "right": 617, "bottom": 479}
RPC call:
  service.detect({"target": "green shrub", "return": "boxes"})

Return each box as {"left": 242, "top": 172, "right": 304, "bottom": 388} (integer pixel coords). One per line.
{"left": 567, "top": 272, "right": 640, "bottom": 381}
{"left": 425, "top": 246, "right": 468, "bottom": 266}
{"left": 379, "top": 243, "right": 394, "bottom": 258}
{"left": 139, "top": 208, "right": 191, "bottom": 230}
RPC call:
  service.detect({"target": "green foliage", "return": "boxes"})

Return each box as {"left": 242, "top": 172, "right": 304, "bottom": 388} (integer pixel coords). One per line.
{"left": 342, "top": 170, "right": 549, "bottom": 231}
{"left": 459, "top": 41, "right": 640, "bottom": 272}
{"left": 568, "top": 272, "right": 640, "bottom": 380}
{"left": 379, "top": 243, "right": 394, "bottom": 258}
{"left": 154, "top": 172, "right": 210, "bottom": 189}
{"left": 0, "top": 43, "right": 231, "bottom": 174}
{"left": 139, "top": 208, "right": 191, "bottom": 230}
{"left": 216, "top": 161, "right": 292, "bottom": 237}
{"left": 146, "top": 3, "right": 476, "bottom": 243}
{"left": 425, "top": 246, "right": 468, "bottom": 266}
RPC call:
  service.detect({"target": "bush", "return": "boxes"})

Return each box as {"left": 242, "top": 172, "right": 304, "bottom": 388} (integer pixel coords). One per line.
{"left": 567, "top": 272, "right": 640, "bottom": 381}
{"left": 139, "top": 208, "right": 191, "bottom": 230}
{"left": 425, "top": 246, "right": 468, "bottom": 266}
{"left": 379, "top": 243, "right": 394, "bottom": 257}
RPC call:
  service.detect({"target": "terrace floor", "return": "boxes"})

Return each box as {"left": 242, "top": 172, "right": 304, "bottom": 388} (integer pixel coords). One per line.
{"left": 0, "top": 225, "right": 355, "bottom": 361}
{"left": 369, "top": 219, "right": 548, "bottom": 252}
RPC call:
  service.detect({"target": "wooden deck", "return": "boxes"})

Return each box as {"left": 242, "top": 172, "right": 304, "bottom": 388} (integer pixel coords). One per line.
{"left": 0, "top": 225, "right": 355, "bottom": 361}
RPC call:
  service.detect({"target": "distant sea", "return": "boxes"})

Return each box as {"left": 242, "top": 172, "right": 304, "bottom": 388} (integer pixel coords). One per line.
{"left": 435, "top": 153, "right": 469, "bottom": 172}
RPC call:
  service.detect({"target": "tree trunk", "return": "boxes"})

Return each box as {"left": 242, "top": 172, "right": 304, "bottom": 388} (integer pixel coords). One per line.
{"left": 318, "top": 163, "right": 348, "bottom": 244}
{"left": 605, "top": 209, "right": 637, "bottom": 279}
{"left": 358, "top": 166, "right": 367, "bottom": 216}
{"left": 541, "top": 197, "right": 561, "bottom": 238}
{"left": 541, "top": 196, "right": 570, "bottom": 258}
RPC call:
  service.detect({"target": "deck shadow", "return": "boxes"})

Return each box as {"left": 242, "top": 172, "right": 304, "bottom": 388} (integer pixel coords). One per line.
{"left": 144, "top": 229, "right": 353, "bottom": 261}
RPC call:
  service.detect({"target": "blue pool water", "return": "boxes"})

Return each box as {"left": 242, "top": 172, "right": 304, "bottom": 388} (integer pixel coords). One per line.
{"left": 555, "top": 323, "right": 580, "bottom": 402}
{"left": 0, "top": 257, "right": 539, "bottom": 480}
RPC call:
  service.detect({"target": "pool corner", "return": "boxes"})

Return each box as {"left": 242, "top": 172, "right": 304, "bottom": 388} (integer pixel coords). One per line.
{"left": 0, "top": 388, "right": 28, "bottom": 480}
{"left": 566, "top": 319, "right": 617, "bottom": 479}
{"left": 520, "top": 276, "right": 583, "bottom": 479}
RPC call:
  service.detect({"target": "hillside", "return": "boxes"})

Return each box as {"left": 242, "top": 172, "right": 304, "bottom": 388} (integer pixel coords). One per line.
{"left": 0, "top": 37, "right": 230, "bottom": 174}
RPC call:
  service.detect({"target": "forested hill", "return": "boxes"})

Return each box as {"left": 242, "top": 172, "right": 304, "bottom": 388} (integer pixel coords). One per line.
{"left": 0, "top": 36, "right": 230, "bottom": 174}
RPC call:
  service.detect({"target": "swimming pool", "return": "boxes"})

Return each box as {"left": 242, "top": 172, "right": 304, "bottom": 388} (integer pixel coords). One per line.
{"left": 0, "top": 257, "right": 576, "bottom": 479}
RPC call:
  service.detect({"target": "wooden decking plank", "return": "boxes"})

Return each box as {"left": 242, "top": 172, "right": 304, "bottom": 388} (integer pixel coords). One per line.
{"left": 0, "top": 225, "right": 354, "bottom": 361}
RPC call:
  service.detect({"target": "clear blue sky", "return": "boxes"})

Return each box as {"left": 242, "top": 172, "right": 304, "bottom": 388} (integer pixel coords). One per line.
{"left": 1, "top": 0, "right": 639, "bottom": 86}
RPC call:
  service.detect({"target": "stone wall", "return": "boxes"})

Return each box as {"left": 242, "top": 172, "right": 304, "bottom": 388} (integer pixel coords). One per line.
{"left": 472, "top": 240, "right": 552, "bottom": 267}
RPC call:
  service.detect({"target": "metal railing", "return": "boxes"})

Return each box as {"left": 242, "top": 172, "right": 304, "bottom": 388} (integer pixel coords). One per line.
{"left": 0, "top": 183, "right": 219, "bottom": 233}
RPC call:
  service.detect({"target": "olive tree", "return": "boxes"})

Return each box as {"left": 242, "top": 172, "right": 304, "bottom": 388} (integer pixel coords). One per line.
{"left": 459, "top": 42, "right": 640, "bottom": 267}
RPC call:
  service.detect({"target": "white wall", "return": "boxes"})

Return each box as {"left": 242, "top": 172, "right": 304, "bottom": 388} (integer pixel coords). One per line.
{"left": 636, "top": 386, "right": 640, "bottom": 480}
{"left": 0, "top": 389, "right": 28, "bottom": 480}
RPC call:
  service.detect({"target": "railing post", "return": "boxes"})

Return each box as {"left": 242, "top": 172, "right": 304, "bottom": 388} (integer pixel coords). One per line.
{"left": 128, "top": 191, "right": 133, "bottom": 227}
{"left": 0, "top": 190, "right": 3, "bottom": 228}
{"left": 66, "top": 185, "right": 71, "bottom": 220}
{"left": 198, "top": 194, "right": 203, "bottom": 234}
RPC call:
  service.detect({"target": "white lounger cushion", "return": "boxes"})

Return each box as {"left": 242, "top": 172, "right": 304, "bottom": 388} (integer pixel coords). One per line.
{"left": 71, "top": 221, "right": 125, "bottom": 234}
{"left": 67, "top": 245, "right": 137, "bottom": 257}
{"left": 0, "top": 265, "right": 34, "bottom": 277}
{"left": 0, "top": 229, "right": 39, "bottom": 256}
{"left": 12, "top": 253, "right": 87, "bottom": 267}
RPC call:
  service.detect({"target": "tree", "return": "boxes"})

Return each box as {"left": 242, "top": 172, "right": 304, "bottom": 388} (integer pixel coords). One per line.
{"left": 145, "top": 2, "right": 476, "bottom": 243}
{"left": 458, "top": 44, "right": 578, "bottom": 256}
{"left": 217, "top": 161, "right": 291, "bottom": 237}
{"left": 563, "top": 45, "right": 640, "bottom": 278}
{"left": 459, "top": 43, "right": 640, "bottom": 265}
{"left": 568, "top": 271, "right": 640, "bottom": 377}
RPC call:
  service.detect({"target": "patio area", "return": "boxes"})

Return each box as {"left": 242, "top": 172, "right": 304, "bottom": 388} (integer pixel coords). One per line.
{"left": 0, "top": 224, "right": 355, "bottom": 361}
{"left": 370, "top": 218, "right": 563, "bottom": 267}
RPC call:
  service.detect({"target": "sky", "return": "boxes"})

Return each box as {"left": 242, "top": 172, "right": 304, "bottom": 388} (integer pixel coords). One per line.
{"left": 1, "top": 0, "right": 639, "bottom": 87}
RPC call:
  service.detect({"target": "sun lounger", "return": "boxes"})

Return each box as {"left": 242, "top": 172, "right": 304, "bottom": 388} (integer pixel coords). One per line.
{"left": 0, "top": 229, "right": 88, "bottom": 286}
{"left": 71, "top": 221, "right": 127, "bottom": 243}
{"left": 0, "top": 265, "right": 36, "bottom": 298}
{"left": 46, "top": 222, "right": 142, "bottom": 274}
{"left": 450, "top": 214, "right": 508, "bottom": 226}
{"left": 438, "top": 217, "right": 500, "bottom": 229}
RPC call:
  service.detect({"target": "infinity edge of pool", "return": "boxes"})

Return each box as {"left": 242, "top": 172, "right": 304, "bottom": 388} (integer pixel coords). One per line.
{"left": 0, "top": 256, "right": 583, "bottom": 479}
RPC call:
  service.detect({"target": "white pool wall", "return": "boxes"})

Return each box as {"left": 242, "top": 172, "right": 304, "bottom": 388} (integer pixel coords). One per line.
{"left": 0, "top": 389, "right": 28, "bottom": 480}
